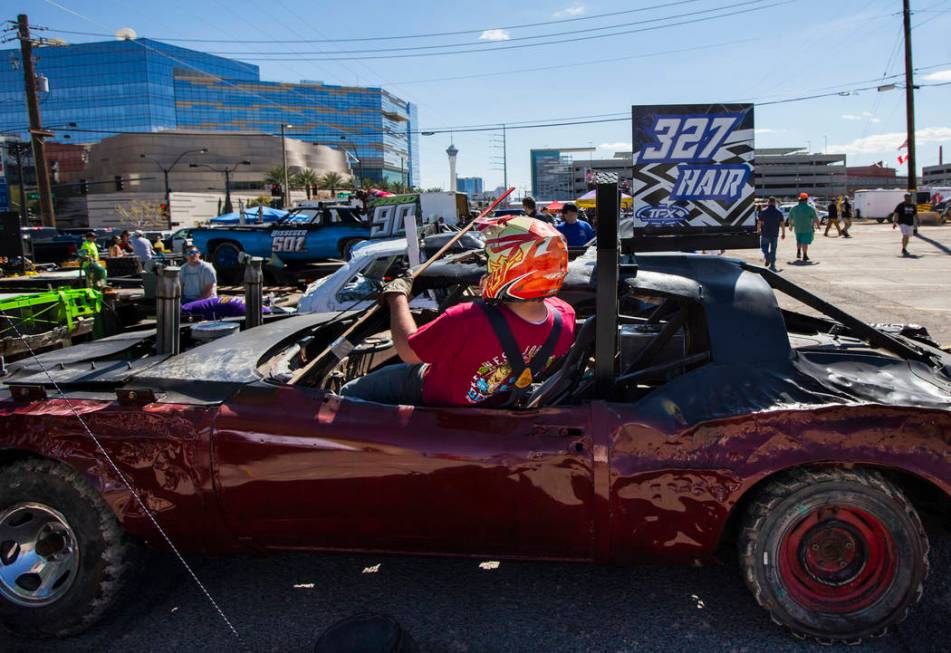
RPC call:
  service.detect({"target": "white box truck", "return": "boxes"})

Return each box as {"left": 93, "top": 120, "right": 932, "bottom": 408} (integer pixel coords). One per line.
{"left": 853, "top": 189, "right": 907, "bottom": 223}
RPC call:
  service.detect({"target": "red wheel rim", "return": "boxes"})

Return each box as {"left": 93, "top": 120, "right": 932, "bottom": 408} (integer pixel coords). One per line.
{"left": 778, "top": 505, "right": 897, "bottom": 613}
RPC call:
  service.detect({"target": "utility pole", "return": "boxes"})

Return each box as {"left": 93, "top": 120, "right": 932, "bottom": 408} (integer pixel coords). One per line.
{"left": 902, "top": 0, "right": 917, "bottom": 191}
{"left": 17, "top": 14, "right": 55, "bottom": 226}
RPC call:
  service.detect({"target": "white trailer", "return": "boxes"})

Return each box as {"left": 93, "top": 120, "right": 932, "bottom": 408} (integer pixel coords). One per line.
{"left": 853, "top": 189, "right": 906, "bottom": 223}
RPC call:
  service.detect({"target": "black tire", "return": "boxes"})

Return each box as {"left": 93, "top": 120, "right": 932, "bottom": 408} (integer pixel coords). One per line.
{"left": 738, "top": 468, "right": 929, "bottom": 644}
{"left": 339, "top": 238, "right": 364, "bottom": 261}
{"left": 0, "top": 459, "right": 137, "bottom": 638}
{"left": 212, "top": 241, "right": 244, "bottom": 285}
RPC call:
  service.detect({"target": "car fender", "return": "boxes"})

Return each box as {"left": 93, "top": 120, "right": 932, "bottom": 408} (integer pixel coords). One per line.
{"left": 606, "top": 404, "right": 951, "bottom": 565}
{"left": 0, "top": 398, "right": 239, "bottom": 553}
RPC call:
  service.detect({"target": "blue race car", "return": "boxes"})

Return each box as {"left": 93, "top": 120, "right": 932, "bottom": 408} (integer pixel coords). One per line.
{"left": 189, "top": 205, "right": 370, "bottom": 282}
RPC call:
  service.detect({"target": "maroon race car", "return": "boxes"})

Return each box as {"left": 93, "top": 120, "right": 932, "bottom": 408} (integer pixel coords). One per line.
{"left": 0, "top": 235, "right": 949, "bottom": 644}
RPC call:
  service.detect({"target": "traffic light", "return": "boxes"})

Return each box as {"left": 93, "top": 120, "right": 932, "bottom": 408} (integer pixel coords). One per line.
{"left": 159, "top": 202, "right": 168, "bottom": 217}
{"left": 270, "top": 183, "right": 281, "bottom": 197}
{"left": 114, "top": 175, "right": 124, "bottom": 192}
{"left": 79, "top": 179, "right": 89, "bottom": 195}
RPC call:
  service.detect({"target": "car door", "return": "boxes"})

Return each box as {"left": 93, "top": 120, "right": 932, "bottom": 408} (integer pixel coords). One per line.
{"left": 212, "top": 383, "right": 595, "bottom": 559}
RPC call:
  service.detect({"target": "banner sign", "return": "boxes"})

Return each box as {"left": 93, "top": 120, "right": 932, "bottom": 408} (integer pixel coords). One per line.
{"left": 631, "top": 103, "right": 754, "bottom": 230}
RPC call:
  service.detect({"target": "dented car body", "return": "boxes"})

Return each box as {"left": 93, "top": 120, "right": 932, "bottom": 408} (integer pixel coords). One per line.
{"left": 1, "top": 192, "right": 949, "bottom": 640}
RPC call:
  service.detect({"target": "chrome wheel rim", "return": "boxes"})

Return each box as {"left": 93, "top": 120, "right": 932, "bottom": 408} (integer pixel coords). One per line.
{"left": 0, "top": 503, "right": 79, "bottom": 607}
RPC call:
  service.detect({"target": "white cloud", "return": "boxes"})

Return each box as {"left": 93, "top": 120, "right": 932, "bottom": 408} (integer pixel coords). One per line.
{"left": 829, "top": 127, "right": 951, "bottom": 155}
{"left": 479, "top": 29, "right": 511, "bottom": 41}
{"left": 924, "top": 69, "right": 951, "bottom": 82}
{"left": 598, "top": 141, "right": 632, "bottom": 151}
{"left": 554, "top": 3, "right": 586, "bottom": 17}
{"left": 755, "top": 128, "right": 776, "bottom": 134}
{"left": 841, "top": 111, "right": 879, "bottom": 123}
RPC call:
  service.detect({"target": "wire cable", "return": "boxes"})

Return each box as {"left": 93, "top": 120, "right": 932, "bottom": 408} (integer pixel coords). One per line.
{"left": 208, "top": 1, "right": 794, "bottom": 61}
{"left": 0, "top": 309, "right": 243, "bottom": 642}
{"left": 203, "top": 0, "right": 774, "bottom": 56}
{"left": 41, "top": 0, "right": 713, "bottom": 44}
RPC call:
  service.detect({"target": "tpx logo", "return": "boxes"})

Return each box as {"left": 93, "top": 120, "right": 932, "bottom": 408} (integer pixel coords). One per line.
{"left": 635, "top": 203, "right": 690, "bottom": 225}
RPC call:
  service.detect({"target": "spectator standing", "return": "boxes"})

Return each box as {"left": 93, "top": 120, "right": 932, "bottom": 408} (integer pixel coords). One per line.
{"left": 789, "top": 193, "right": 820, "bottom": 262}
{"left": 556, "top": 203, "right": 595, "bottom": 247}
{"left": 891, "top": 193, "right": 918, "bottom": 257}
{"left": 841, "top": 196, "right": 853, "bottom": 237}
{"left": 523, "top": 197, "right": 554, "bottom": 224}
{"left": 824, "top": 199, "right": 843, "bottom": 237}
{"left": 179, "top": 246, "right": 218, "bottom": 303}
{"left": 757, "top": 197, "right": 785, "bottom": 271}
{"left": 131, "top": 231, "right": 156, "bottom": 261}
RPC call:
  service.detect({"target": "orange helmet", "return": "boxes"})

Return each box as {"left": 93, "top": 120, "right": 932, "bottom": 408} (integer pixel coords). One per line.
{"left": 477, "top": 215, "right": 568, "bottom": 302}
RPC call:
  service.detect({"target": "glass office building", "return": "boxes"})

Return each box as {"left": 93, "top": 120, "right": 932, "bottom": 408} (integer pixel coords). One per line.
{"left": 0, "top": 38, "right": 418, "bottom": 186}
{"left": 456, "top": 176, "right": 484, "bottom": 196}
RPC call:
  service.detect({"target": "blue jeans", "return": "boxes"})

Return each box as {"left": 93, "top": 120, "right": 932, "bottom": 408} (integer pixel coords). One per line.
{"left": 760, "top": 235, "right": 779, "bottom": 266}
{"left": 340, "top": 363, "right": 425, "bottom": 405}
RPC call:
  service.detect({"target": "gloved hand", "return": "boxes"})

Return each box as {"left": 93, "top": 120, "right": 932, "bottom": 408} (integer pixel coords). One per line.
{"left": 381, "top": 270, "right": 414, "bottom": 298}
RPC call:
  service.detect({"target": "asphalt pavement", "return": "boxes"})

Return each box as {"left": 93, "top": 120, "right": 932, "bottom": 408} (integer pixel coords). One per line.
{"left": 1, "top": 533, "right": 948, "bottom": 653}
{"left": 2, "top": 220, "right": 950, "bottom": 653}
{"left": 728, "top": 220, "right": 951, "bottom": 344}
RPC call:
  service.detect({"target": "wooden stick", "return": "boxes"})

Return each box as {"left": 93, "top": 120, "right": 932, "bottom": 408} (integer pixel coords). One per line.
{"left": 288, "top": 187, "right": 515, "bottom": 385}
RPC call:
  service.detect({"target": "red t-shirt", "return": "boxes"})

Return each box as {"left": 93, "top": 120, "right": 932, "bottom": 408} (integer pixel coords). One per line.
{"left": 408, "top": 298, "right": 576, "bottom": 407}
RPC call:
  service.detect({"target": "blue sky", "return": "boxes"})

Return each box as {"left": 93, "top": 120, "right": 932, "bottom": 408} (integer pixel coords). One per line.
{"left": 24, "top": 0, "right": 951, "bottom": 192}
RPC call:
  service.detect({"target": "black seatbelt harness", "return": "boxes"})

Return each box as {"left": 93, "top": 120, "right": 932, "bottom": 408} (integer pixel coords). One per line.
{"left": 479, "top": 302, "right": 563, "bottom": 406}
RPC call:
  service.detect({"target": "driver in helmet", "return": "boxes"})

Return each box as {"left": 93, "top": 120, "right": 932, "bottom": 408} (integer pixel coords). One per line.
{"left": 340, "top": 216, "right": 575, "bottom": 407}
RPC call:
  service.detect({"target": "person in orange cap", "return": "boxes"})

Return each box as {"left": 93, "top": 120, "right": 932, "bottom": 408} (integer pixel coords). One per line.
{"left": 340, "top": 216, "right": 575, "bottom": 406}
{"left": 788, "top": 193, "right": 820, "bottom": 262}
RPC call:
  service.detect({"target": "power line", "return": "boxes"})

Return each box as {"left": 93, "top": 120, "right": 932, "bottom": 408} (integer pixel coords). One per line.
{"left": 13, "top": 77, "right": 945, "bottom": 142}
{"left": 207, "top": 0, "right": 793, "bottom": 61}
{"left": 42, "top": 0, "right": 712, "bottom": 43}
{"left": 202, "top": 0, "right": 774, "bottom": 56}
{"left": 216, "top": 0, "right": 795, "bottom": 62}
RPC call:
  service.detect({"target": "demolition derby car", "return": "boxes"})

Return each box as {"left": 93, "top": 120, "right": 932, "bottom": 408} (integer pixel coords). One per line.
{"left": 0, "top": 236, "right": 949, "bottom": 643}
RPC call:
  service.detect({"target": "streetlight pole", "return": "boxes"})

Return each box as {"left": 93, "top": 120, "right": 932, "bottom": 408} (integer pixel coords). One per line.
{"left": 7, "top": 142, "right": 30, "bottom": 223}
{"left": 140, "top": 147, "right": 206, "bottom": 228}
{"left": 280, "top": 124, "right": 291, "bottom": 208}
{"left": 190, "top": 160, "right": 251, "bottom": 214}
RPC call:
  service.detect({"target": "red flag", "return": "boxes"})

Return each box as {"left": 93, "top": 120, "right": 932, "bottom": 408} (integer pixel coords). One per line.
{"left": 897, "top": 154, "right": 908, "bottom": 165}
{"left": 897, "top": 138, "right": 908, "bottom": 150}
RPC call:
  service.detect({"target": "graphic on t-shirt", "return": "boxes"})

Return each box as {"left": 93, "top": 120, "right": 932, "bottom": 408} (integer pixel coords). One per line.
{"left": 467, "top": 344, "right": 553, "bottom": 404}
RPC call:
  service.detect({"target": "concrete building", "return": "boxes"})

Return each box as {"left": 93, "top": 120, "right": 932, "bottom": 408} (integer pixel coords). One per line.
{"left": 846, "top": 163, "right": 907, "bottom": 193}
{"left": 83, "top": 131, "right": 349, "bottom": 196}
{"left": 923, "top": 163, "right": 951, "bottom": 186}
{"left": 0, "top": 37, "right": 418, "bottom": 186}
{"left": 570, "top": 153, "right": 633, "bottom": 196}
{"left": 753, "top": 148, "right": 847, "bottom": 200}
{"left": 456, "top": 176, "right": 484, "bottom": 196}
{"left": 530, "top": 147, "right": 594, "bottom": 198}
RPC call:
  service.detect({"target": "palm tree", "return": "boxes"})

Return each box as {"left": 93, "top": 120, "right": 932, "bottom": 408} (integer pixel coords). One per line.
{"left": 264, "top": 165, "right": 287, "bottom": 187}
{"left": 294, "top": 168, "right": 320, "bottom": 199}
{"left": 318, "top": 171, "right": 345, "bottom": 196}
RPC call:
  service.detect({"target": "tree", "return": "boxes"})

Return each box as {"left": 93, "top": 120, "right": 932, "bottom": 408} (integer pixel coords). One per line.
{"left": 425, "top": 186, "right": 445, "bottom": 193}
{"left": 294, "top": 168, "right": 320, "bottom": 199}
{"left": 115, "top": 200, "right": 165, "bottom": 230}
{"left": 318, "top": 171, "right": 345, "bottom": 196}
{"left": 246, "top": 194, "right": 273, "bottom": 208}
{"left": 264, "top": 165, "right": 287, "bottom": 187}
